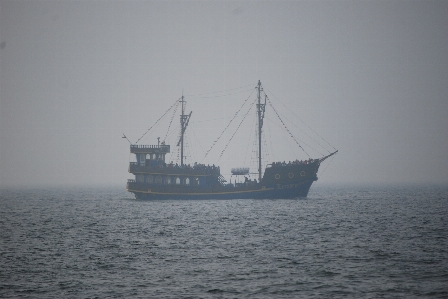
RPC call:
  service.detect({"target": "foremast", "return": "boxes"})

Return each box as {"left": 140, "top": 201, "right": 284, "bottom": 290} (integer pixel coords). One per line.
{"left": 177, "top": 95, "right": 192, "bottom": 167}
{"left": 256, "top": 80, "right": 266, "bottom": 182}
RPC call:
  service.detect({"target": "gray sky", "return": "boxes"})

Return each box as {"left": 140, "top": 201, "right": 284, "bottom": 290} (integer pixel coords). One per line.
{"left": 1, "top": 0, "right": 447, "bottom": 187}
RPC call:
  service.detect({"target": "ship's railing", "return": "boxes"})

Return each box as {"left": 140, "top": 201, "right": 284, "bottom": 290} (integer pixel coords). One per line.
{"left": 130, "top": 144, "right": 170, "bottom": 153}
{"left": 131, "top": 144, "right": 169, "bottom": 149}
{"left": 270, "top": 159, "right": 319, "bottom": 167}
{"left": 129, "top": 163, "right": 220, "bottom": 176}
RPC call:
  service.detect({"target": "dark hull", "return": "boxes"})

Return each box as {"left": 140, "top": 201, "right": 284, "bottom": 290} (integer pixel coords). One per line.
{"left": 127, "top": 179, "right": 315, "bottom": 200}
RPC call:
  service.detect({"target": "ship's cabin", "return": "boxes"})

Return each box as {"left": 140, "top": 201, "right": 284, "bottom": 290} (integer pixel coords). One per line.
{"left": 128, "top": 143, "right": 223, "bottom": 188}
{"left": 130, "top": 144, "right": 170, "bottom": 166}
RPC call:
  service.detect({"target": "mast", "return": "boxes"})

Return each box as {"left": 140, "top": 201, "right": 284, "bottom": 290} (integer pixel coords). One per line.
{"left": 180, "top": 95, "right": 185, "bottom": 166}
{"left": 256, "top": 80, "right": 266, "bottom": 182}
{"left": 178, "top": 94, "right": 191, "bottom": 167}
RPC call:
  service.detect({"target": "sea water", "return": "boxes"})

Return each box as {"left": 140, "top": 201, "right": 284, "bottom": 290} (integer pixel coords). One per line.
{"left": 1, "top": 185, "right": 447, "bottom": 298}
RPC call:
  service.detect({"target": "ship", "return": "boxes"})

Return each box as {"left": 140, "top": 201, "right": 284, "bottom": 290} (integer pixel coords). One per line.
{"left": 126, "top": 81, "right": 337, "bottom": 200}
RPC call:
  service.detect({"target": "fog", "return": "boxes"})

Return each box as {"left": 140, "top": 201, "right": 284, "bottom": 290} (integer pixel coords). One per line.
{"left": 1, "top": 1, "right": 447, "bottom": 188}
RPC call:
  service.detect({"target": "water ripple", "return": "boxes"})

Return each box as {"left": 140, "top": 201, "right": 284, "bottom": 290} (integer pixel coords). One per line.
{"left": 1, "top": 185, "right": 447, "bottom": 298}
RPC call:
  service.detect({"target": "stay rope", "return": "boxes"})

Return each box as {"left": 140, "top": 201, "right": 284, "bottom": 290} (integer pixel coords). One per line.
{"left": 185, "top": 84, "right": 254, "bottom": 98}
{"left": 265, "top": 116, "right": 324, "bottom": 156}
{"left": 204, "top": 87, "right": 256, "bottom": 158}
{"left": 270, "top": 111, "right": 328, "bottom": 155}
{"left": 266, "top": 96, "right": 310, "bottom": 158}
{"left": 135, "top": 98, "right": 180, "bottom": 144}
{"left": 318, "top": 152, "right": 335, "bottom": 178}
{"left": 265, "top": 88, "right": 337, "bottom": 152}
{"left": 163, "top": 100, "right": 180, "bottom": 143}
{"left": 219, "top": 97, "right": 257, "bottom": 160}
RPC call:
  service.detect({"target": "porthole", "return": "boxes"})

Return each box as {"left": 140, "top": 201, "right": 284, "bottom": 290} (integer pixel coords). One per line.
{"left": 300, "top": 171, "right": 306, "bottom": 177}
{"left": 275, "top": 174, "right": 280, "bottom": 179}
{"left": 288, "top": 172, "right": 294, "bottom": 178}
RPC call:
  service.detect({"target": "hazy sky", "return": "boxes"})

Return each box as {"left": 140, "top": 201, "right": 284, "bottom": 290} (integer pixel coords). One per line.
{"left": 1, "top": 0, "right": 447, "bottom": 187}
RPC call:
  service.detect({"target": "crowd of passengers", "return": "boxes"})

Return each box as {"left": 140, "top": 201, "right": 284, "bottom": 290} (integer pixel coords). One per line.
{"left": 271, "top": 159, "right": 318, "bottom": 167}
{"left": 147, "top": 160, "right": 220, "bottom": 172}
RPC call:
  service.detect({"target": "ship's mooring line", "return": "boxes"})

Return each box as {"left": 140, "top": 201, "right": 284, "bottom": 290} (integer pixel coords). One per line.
{"left": 265, "top": 88, "right": 337, "bottom": 152}
{"left": 266, "top": 97, "right": 310, "bottom": 158}
{"left": 219, "top": 97, "right": 257, "bottom": 160}
{"left": 204, "top": 87, "right": 256, "bottom": 158}
{"left": 135, "top": 98, "right": 180, "bottom": 144}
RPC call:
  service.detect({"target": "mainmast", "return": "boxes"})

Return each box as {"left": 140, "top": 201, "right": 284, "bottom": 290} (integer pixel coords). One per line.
{"left": 256, "top": 80, "right": 266, "bottom": 182}
{"left": 177, "top": 95, "right": 192, "bottom": 167}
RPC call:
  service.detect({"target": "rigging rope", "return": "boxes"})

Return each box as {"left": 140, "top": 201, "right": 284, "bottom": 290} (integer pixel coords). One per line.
{"left": 135, "top": 98, "right": 180, "bottom": 144}
{"left": 266, "top": 96, "right": 311, "bottom": 158}
{"left": 265, "top": 113, "right": 276, "bottom": 163}
{"left": 318, "top": 152, "right": 335, "bottom": 178}
{"left": 189, "top": 88, "right": 254, "bottom": 99}
{"left": 204, "top": 87, "right": 256, "bottom": 158}
{"left": 163, "top": 123, "right": 180, "bottom": 145}
{"left": 270, "top": 110, "right": 329, "bottom": 155}
{"left": 265, "top": 88, "right": 337, "bottom": 152}
{"left": 265, "top": 116, "right": 324, "bottom": 156}
{"left": 243, "top": 112, "right": 257, "bottom": 165}
{"left": 163, "top": 100, "right": 180, "bottom": 142}
{"left": 219, "top": 98, "right": 257, "bottom": 160}
{"left": 185, "top": 84, "right": 254, "bottom": 98}
{"left": 189, "top": 123, "right": 208, "bottom": 164}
